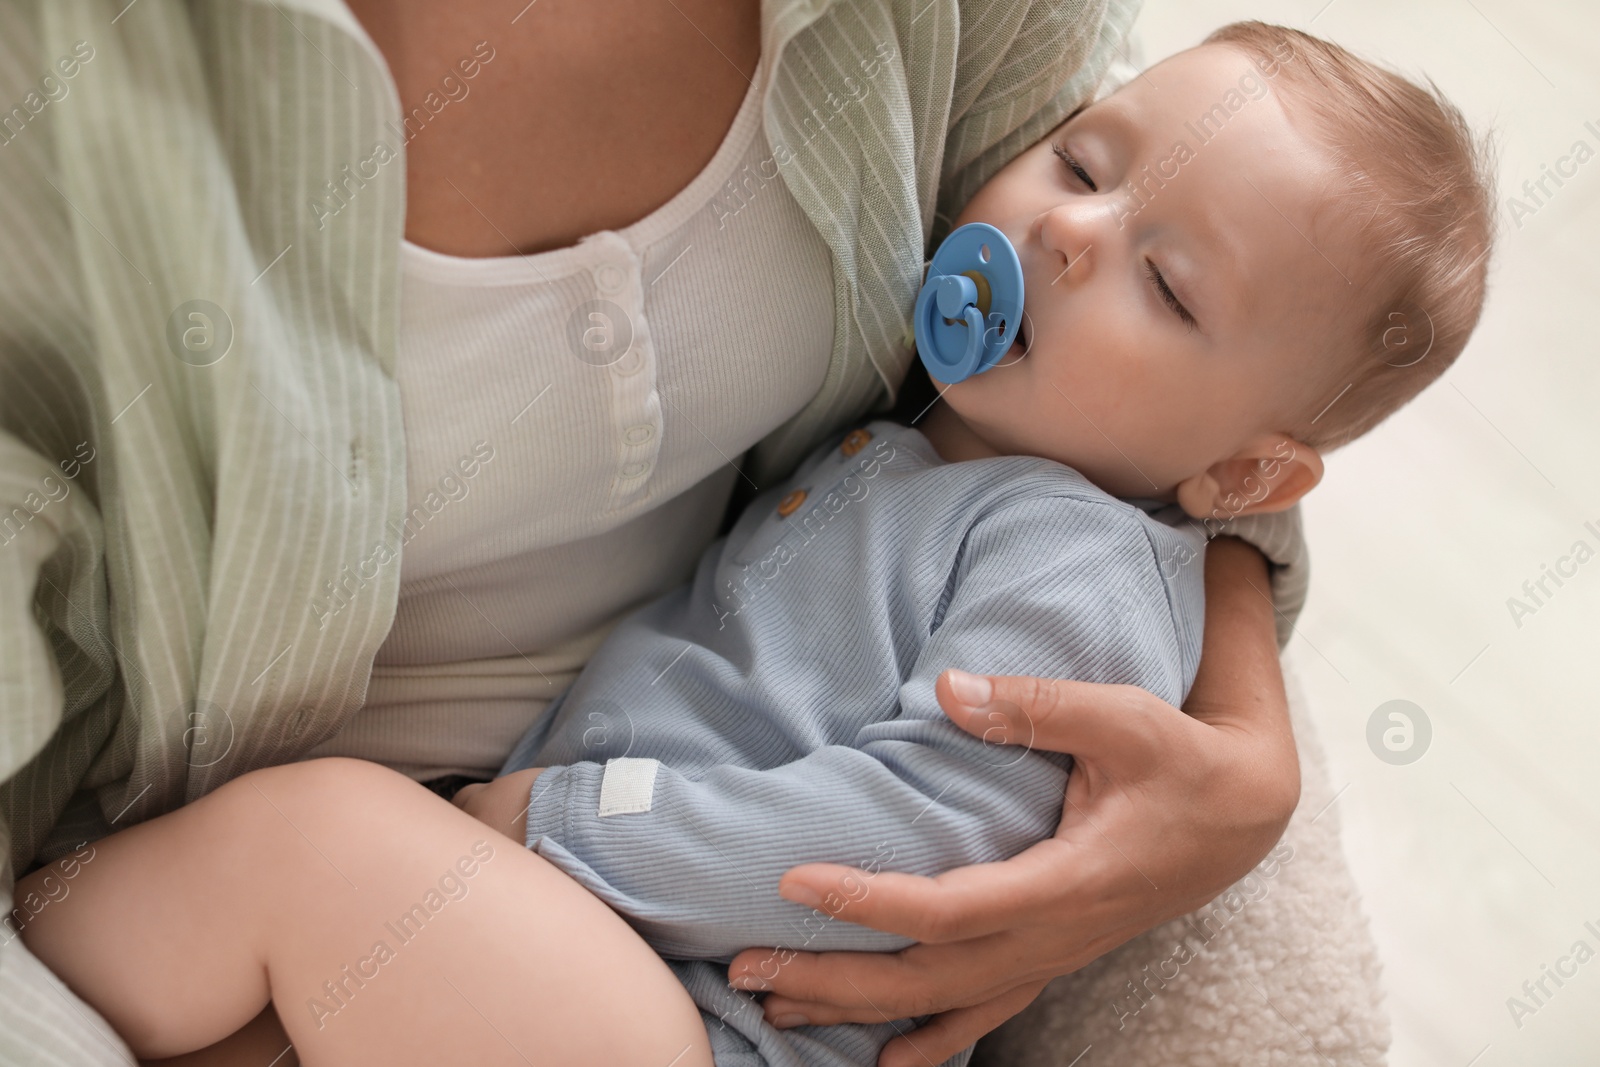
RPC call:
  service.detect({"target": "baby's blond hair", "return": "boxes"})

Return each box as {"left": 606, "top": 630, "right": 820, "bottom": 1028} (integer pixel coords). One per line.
{"left": 1205, "top": 21, "right": 1496, "bottom": 450}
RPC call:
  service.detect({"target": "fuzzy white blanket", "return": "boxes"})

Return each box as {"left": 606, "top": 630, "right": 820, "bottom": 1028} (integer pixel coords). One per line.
{"left": 972, "top": 659, "right": 1390, "bottom": 1066}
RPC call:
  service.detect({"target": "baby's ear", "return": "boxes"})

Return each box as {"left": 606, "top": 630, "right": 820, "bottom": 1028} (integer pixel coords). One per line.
{"left": 1175, "top": 434, "right": 1323, "bottom": 520}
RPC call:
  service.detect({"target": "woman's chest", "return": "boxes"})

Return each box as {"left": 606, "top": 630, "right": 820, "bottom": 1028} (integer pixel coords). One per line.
{"left": 348, "top": 0, "right": 762, "bottom": 258}
{"left": 390, "top": 109, "right": 837, "bottom": 583}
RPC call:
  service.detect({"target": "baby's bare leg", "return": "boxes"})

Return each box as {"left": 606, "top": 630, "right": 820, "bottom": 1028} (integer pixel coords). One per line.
{"left": 17, "top": 757, "right": 712, "bottom": 1067}
{"left": 140, "top": 1005, "right": 298, "bottom": 1067}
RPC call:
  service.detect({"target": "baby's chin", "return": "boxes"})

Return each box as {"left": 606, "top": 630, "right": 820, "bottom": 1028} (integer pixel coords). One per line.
{"left": 946, "top": 381, "right": 1186, "bottom": 498}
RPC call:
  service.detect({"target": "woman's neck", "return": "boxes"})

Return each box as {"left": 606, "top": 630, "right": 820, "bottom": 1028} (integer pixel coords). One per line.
{"left": 344, "top": 0, "right": 760, "bottom": 258}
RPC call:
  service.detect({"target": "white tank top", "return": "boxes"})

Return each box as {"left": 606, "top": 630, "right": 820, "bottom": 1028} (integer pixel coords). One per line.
{"left": 308, "top": 63, "right": 836, "bottom": 779}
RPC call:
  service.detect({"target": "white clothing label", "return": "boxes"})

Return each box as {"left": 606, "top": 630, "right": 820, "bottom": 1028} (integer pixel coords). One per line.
{"left": 598, "top": 757, "right": 661, "bottom": 816}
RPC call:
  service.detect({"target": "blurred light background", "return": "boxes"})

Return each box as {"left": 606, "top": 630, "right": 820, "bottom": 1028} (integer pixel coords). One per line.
{"left": 1132, "top": 1, "right": 1600, "bottom": 1063}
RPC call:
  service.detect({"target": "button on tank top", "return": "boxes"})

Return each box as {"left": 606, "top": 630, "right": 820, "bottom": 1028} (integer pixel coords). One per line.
{"left": 308, "top": 62, "right": 837, "bottom": 779}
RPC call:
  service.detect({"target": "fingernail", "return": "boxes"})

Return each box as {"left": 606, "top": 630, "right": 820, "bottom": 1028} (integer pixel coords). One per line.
{"left": 730, "top": 974, "right": 771, "bottom": 991}
{"left": 780, "top": 882, "right": 822, "bottom": 909}
{"left": 773, "top": 1013, "right": 811, "bottom": 1029}
{"left": 946, "top": 669, "right": 992, "bottom": 708}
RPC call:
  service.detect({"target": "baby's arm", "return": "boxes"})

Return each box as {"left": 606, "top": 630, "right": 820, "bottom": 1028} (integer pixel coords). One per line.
{"left": 478, "top": 495, "right": 1201, "bottom": 963}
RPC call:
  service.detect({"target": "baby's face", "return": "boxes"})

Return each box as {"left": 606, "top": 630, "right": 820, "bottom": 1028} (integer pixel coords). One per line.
{"left": 943, "top": 43, "right": 1358, "bottom": 498}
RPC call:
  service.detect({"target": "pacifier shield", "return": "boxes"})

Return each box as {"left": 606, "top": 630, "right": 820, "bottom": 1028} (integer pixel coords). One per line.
{"left": 914, "top": 223, "right": 1025, "bottom": 385}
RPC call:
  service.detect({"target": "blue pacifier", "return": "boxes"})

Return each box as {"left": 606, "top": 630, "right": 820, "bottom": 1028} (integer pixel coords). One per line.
{"left": 913, "top": 223, "right": 1025, "bottom": 385}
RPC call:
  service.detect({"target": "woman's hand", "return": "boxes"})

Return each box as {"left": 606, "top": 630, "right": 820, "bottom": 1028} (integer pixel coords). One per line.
{"left": 725, "top": 538, "right": 1301, "bottom": 1067}
{"left": 452, "top": 768, "right": 544, "bottom": 844}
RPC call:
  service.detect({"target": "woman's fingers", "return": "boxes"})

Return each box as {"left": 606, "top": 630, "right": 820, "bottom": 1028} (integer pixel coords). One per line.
{"left": 728, "top": 945, "right": 945, "bottom": 1017}
{"left": 728, "top": 935, "right": 1034, "bottom": 1022}
{"left": 936, "top": 669, "right": 1175, "bottom": 775}
{"left": 875, "top": 980, "right": 1049, "bottom": 1067}
{"left": 747, "top": 970, "right": 1050, "bottom": 1063}
{"left": 768, "top": 842, "right": 1073, "bottom": 946}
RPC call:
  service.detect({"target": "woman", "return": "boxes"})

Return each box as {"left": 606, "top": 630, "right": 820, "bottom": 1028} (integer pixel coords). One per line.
{"left": 0, "top": 0, "right": 1302, "bottom": 1064}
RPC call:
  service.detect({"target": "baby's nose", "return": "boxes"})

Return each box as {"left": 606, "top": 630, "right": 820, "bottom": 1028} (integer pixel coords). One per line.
{"left": 1034, "top": 204, "right": 1099, "bottom": 283}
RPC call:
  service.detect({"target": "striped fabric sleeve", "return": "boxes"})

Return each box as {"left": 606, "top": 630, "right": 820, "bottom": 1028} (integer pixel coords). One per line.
{"left": 1, "top": 3, "right": 405, "bottom": 1062}
{"left": 0, "top": 431, "right": 136, "bottom": 1066}
{"left": 1213, "top": 505, "right": 1310, "bottom": 649}
{"left": 936, "top": 0, "right": 1143, "bottom": 232}
{"left": 0, "top": 5, "right": 133, "bottom": 1060}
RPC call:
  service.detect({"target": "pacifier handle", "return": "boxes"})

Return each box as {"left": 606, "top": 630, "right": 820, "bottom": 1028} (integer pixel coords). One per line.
{"left": 913, "top": 223, "right": 1025, "bottom": 385}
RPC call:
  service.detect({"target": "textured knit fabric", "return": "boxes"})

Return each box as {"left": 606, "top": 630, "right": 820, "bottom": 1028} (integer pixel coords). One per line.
{"left": 497, "top": 420, "right": 1207, "bottom": 1067}
{"left": 310, "top": 58, "right": 838, "bottom": 780}
{"left": 0, "top": 0, "right": 1324, "bottom": 1062}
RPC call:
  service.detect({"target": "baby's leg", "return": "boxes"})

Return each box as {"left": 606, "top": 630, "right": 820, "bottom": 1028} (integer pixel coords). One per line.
{"left": 140, "top": 1005, "right": 298, "bottom": 1067}
{"left": 16, "top": 757, "right": 712, "bottom": 1067}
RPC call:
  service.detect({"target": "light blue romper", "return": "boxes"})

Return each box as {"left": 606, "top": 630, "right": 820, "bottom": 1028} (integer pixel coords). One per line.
{"left": 501, "top": 420, "right": 1206, "bottom": 1066}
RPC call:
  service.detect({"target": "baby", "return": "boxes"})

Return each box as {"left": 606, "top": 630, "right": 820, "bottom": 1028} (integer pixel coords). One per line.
{"left": 443, "top": 21, "right": 1493, "bottom": 1066}
{"left": 15, "top": 21, "right": 1493, "bottom": 1067}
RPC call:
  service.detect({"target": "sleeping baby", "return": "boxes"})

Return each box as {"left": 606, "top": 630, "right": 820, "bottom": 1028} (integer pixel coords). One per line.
{"left": 451, "top": 20, "right": 1494, "bottom": 1066}
{"left": 16, "top": 20, "right": 1493, "bottom": 1067}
